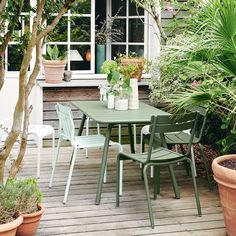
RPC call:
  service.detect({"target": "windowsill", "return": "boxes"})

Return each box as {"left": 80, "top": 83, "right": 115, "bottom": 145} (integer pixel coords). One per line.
{"left": 37, "top": 73, "right": 151, "bottom": 88}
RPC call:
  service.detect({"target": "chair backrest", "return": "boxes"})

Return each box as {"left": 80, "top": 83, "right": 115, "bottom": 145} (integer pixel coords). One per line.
{"left": 146, "top": 112, "right": 199, "bottom": 163}
{"left": 56, "top": 103, "right": 75, "bottom": 142}
{"left": 185, "top": 106, "right": 207, "bottom": 141}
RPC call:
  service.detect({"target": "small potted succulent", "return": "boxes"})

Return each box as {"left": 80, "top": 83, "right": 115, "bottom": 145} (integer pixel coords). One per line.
{"left": 42, "top": 44, "right": 67, "bottom": 83}
{"left": 0, "top": 178, "right": 44, "bottom": 236}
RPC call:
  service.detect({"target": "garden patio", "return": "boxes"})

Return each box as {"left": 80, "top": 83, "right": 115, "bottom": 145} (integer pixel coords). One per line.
{"left": 15, "top": 145, "right": 225, "bottom": 236}
{"left": 1, "top": 0, "right": 236, "bottom": 235}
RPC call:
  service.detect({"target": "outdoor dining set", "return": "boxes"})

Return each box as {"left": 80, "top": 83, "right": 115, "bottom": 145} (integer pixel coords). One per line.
{"left": 47, "top": 100, "right": 211, "bottom": 229}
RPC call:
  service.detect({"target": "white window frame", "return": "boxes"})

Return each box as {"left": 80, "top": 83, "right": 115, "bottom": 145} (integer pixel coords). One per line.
{"left": 106, "top": 0, "right": 149, "bottom": 60}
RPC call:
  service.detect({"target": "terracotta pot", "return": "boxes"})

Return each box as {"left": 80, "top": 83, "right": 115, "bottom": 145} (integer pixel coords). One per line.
{"left": 16, "top": 204, "right": 45, "bottom": 236}
{"left": 42, "top": 60, "right": 67, "bottom": 84}
{"left": 120, "top": 58, "right": 144, "bottom": 81}
{"left": 0, "top": 215, "right": 23, "bottom": 236}
{"left": 212, "top": 155, "right": 236, "bottom": 236}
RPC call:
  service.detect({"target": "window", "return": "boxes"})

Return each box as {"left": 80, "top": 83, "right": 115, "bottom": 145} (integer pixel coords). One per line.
{"left": 46, "top": 0, "right": 95, "bottom": 74}
{"left": 108, "top": 0, "right": 147, "bottom": 59}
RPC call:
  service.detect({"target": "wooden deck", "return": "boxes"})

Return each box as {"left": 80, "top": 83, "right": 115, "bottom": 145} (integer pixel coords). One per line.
{"left": 15, "top": 145, "right": 226, "bottom": 236}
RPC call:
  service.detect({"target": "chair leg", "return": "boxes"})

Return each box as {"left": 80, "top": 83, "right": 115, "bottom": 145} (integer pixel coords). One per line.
{"left": 49, "top": 137, "right": 61, "bottom": 188}
{"left": 180, "top": 144, "right": 190, "bottom": 176}
{"left": 150, "top": 166, "right": 154, "bottom": 178}
{"left": 52, "top": 131, "right": 55, "bottom": 169}
{"left": 103, "top": 165, "right": 107, "bottom": 183}
{"left": 116, "top": 155, "right": 121, "bottom": 207}
{"left": 168, "top": 164, "right": 180, "bottom": 199}
{"left": 85, "top": 117, "right": 89, "bottom": 158}
{"left": 199, "top": 143, "right": 213, "bottom": 190}
{"left": 37, "top": 141, "right": 41, "bottom": 179}
{"left": 63, "top": 147, "right": 78, "bottom": 204}
{"left": 187, "top": 158, "right": 202, "bottom": 216}
{"left": 153, "top": 166, "right": 161, "bottom": 199}
{"left": 143, "top": 164, "right": 155, "bottom": 229}
{"left": 118, "top": 124, "right": 122, "bottom": 144}
{"left": 133, "top": 124, "right": 137, "bottom": 152}
{"left": 191, "top": 145, "right": 197, "bottom": 176}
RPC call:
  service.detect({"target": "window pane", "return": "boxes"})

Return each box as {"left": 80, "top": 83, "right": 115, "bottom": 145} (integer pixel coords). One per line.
{"left": 8, "top": 45, "right": 24, "bottom": 71}
{"left": 71, "top": 0, "right": 91, "bottom": 14}
{"left": 70, "top": 45, "right": 91, "bottom": 71}
{"left": 129, "top": 1, "right": 144, "bottom": 16}
{"left": 12, "top": 15, "right": 30, "bottom": 42}
{"left": 47, "top": 17, "right": 68, "bottom": 42}
{"left": 129, "top": 18, "right": 144, "bottom": 42}
{"left": 113, "top": 19, "right": 126, "bottom": 42}
{"left": 71, "top": 17, "right": 90, "bottom": 42}
{"left": 128, "top": 45, "right": 144, "bottom": 56}
{"left": 22, "top": 0, "right": 31, "bottom": 12}
{"left": 112, "top": 0, "right": 126, "bottom": 16}
{"left": 111, "top": 45, "right": 126, "bottom": 59}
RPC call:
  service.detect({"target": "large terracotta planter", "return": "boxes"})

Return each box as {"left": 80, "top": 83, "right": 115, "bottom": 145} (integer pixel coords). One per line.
{"left": 120, "top": 58, "right": 144, "bottom": 81}
{"left": 212, "top": 155, "right": 236, "bottom": 236}
{"left": 42, "top": 60, "right": 67, "bottom": 83}
{"left": 16, "top": 204, "right": 45, "bottom": 236}
{"left": 0, "top": 215, "right": 23, "bottom": 236}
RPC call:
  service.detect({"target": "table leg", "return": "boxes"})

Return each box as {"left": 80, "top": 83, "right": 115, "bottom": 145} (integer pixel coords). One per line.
{"left": 128, "top": 124, "right": 135, "bottom": 153}
{"left": 78, "top": 113, "right": 86, "bottom": 136}
{"left": 96, "top": 123, "right": 113, "bottom": 205}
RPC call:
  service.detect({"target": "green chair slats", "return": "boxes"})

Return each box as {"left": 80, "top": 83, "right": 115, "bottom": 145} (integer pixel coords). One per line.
{"left": 49, "top": 103, "right": 122, "bottom": 204}
{"left": 116, "top": 112, "right": 202, "bottom": 228}
{"left": 143, "top": 106, "right": 212, "bottom": 189}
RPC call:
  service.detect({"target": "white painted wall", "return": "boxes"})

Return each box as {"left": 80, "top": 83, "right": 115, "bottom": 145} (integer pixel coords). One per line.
{"left": 0, "top": 75, "right": 42, "bottom": 125}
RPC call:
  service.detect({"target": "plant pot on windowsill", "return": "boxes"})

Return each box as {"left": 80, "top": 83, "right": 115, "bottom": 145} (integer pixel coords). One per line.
{"left": 42, "top": 59, "right": 67, "bottom": 84}
{"left": 212, "top": 155, "right": 236, "bottom": 236}
{"left": 0, "top": 214, "right": 23, "bottom": 236}
{"left": 120, "top": 58, "right": 144, "bottom": 81}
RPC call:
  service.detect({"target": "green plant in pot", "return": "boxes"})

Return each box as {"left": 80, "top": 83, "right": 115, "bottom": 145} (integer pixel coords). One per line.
{"left": 0, "top": 177, "right": 44, "bottom": 236}
{"left": 101, "top": 60, "right": 133, "bottom": 110}
{"left": 42, "top": 44, "right": 67, "bottom": 84}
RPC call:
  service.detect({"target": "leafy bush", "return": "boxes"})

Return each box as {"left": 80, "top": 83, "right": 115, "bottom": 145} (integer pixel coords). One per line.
{"left": 0, "top": 177, "right": 42, "bottom": 224}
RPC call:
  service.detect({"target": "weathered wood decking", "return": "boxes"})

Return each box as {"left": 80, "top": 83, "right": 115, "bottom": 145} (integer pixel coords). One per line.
{"left": 15, "top": 145, "right": 226, "bottom": 236}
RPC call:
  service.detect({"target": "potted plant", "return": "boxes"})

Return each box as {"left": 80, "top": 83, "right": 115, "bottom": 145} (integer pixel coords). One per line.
{"left": 101, "top": 60, "right": 133, "bottom": 110}
{"left": 0, "top": 181, "right": 23, "bottom": 236}
{"left": 42, "top": 44, "right": 67, "bottom": 84}
{"left": 212, "top": 155, "right": 236, "bottom": 236}
{"left": 95, "top": 10, "right": 123, "bottom": 73}
{"left": 119, "top": 52, "right": 144, "bottom": 81}
{"left": 0, "top": 178, "right": 44, "bottom": 236}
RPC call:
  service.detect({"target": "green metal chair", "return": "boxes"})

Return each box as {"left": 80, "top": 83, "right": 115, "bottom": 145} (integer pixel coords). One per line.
{"left": 116, "top": 112, "right": 202, "bottom": 228}
{"left": 49, "top": 103, "right": 122, "bottom": 204}
{"left": 142, "top": 106, "right": 212, "bottom": 189}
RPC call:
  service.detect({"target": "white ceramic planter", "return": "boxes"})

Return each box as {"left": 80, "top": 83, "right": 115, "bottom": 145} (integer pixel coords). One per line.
{"left": 115, "top": 98, "right": 128, "bottom": 111}
{"left": 129, "top": 78, "right": 139, "bottom": 109}
{"left": 107, "top": 94, "right": 115, "bottom": 109}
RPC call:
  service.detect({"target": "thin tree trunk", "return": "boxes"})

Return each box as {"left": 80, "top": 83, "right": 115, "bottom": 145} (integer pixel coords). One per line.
{"left": 0, "top": 158, "right": 6, "bottom": 183}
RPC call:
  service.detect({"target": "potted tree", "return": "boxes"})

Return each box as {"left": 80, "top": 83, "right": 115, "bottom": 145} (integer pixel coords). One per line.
{"left": 42, "top": 44, "right": 67, "bottom": 84}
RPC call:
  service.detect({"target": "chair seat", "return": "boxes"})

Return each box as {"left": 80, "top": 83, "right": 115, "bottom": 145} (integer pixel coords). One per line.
{"left": 73, "top": 134, "right": 118, "bottom": 149}
{"left": 119, "top": 147, "right": 183, "bottom": 164}
{"left": 28, "top": 125, "right": 54, "bottom": 138}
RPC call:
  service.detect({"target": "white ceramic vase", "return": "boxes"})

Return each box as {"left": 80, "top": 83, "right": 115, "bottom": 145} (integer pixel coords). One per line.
{"left": 115, "top": 98, "right": 128, "bottom": 111}
{"left": 107, "top": 94, "right": 115, "bottom": 109}
{"left": 129, "top": 78, "right": 139, "bottom": 109}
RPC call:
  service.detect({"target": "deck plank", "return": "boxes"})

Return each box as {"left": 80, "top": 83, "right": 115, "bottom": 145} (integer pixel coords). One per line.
{"left": 13, "top": 146, "right": 225, "bottom": 236}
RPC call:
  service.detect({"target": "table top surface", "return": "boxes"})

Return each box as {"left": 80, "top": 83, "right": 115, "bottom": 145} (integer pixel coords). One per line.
{"left": 72, "top": 101, "right": 169, "bottom": 124}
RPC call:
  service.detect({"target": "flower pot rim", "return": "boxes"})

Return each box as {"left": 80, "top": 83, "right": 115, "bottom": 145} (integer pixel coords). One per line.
{"left": 42, "top": 59, "right": 67, "bottom": 64}
{"left": 20, "top": 204, "right": 45, "bottom": 218}
{"left": 0, "top": 214, "right": 23, "bottom": 232}
{"left": 212, "top": 154, "right": 236, "bottom": 188}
